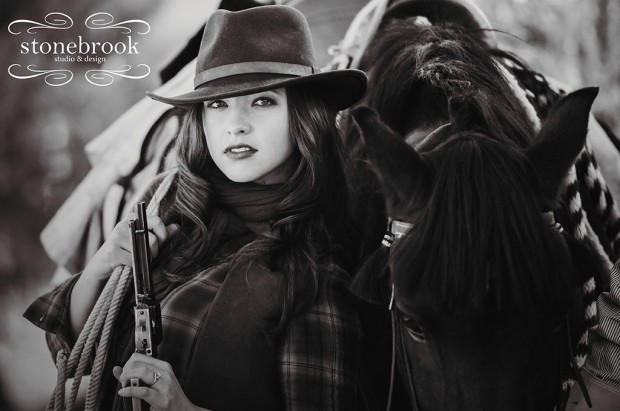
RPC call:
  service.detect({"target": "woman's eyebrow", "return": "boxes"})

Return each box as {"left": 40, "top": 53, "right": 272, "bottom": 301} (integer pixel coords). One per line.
{"left": 263, "top": 88, "right": 285, "bottom": 96}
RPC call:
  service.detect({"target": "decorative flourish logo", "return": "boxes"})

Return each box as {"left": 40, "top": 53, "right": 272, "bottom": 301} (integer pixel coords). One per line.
{"left": 6, "top": 64, "right": 73, "bottom": 86}
{"left": 7, "top": 12, "right": 151, "bottom": 86}
{"left": 85, "top": 13, "right": 150, "bottom": 34}
{"left": 86, "top": 64, "right": 151, "bottom": 87}
{"left": 7, "top": 12, "right": 73, "bottom": 34}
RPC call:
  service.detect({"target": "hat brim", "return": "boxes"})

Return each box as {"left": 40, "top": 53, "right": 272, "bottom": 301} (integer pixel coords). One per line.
{"left": 147, "top": 69, "right": 367, "bottom": 111}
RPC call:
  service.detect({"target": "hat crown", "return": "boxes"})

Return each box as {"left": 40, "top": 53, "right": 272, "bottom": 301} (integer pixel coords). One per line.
{"left": 147, "top": 5, "right": 367, "bottom": 110}
{"left": 197, "top": 6, "right": 317, "bottom": 75}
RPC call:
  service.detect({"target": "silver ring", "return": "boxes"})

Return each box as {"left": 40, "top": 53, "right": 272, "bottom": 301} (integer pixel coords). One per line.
{"left": 149, "top": 370, "right": 162, "bottom": 386}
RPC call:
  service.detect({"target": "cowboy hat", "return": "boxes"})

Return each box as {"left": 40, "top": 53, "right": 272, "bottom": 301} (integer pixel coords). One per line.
{"left": 148, "top": 5, "right": 367, "bottom": 110}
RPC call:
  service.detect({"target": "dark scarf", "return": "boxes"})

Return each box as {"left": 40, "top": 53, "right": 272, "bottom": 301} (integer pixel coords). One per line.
{"left": 171, "top": 171, "right": 289, "bottom": 409}
{"left": 209, "top": 169, "right": 285, "bottom": 223}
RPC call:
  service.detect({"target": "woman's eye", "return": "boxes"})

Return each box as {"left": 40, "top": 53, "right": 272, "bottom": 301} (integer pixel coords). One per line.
{"left": 403, "top": 315, "right": 426, "bottom": 343}
{"left": 253, "top": 97, "right": 276, "bottom": 107}
{"left": 206, "top": 100, "right": 227, "bottom": 109}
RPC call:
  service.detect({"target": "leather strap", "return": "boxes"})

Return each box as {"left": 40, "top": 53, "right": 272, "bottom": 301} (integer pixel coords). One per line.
{"left": 194, "top": 62, "right": 318, "bottom": 88}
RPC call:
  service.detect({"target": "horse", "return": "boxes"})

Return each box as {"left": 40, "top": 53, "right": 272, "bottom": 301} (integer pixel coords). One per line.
{"left": 342, "top": 1, "right": 617, "bottom": 410}
{"left": 351, "top": 92, "right": 600, "bottom": 410}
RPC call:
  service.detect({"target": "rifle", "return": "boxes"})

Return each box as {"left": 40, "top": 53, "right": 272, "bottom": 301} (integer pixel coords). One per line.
{"left": 128, "top": 201, "right": 162, "bottom": 411}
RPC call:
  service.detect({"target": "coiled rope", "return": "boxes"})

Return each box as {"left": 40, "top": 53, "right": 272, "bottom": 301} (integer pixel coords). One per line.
{"left": 47, "top": 171, "right": 175, "bottom": 411}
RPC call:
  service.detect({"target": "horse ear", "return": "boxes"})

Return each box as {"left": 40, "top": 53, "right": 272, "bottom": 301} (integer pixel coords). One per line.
{"left": 350, "top": 106, "right": 431, "bottom": 218}
{"left": 526, "top": 87, "right": 598, "bottom": 197}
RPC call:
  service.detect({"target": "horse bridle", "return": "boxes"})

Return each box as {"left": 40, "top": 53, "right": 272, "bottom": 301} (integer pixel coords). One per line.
{"left": 381, "top": 212, "right": 592, "bottom": 411}
{"left": 382, "top": 219, "right": 424, "bottom": 411}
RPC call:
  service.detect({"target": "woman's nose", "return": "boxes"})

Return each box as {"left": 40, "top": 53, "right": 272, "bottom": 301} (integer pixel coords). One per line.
{"left": 225, "top": 123, "right": 250, "bottom": 135}
{"left": 225, "top": 108, "right": 251, "bottom": 136}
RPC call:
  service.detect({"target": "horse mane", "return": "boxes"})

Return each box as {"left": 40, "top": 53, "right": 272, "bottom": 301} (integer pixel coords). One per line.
{"left": 391, "top": 132, "right": 574, "bottom": 314}
{"left": 359, "top": 17, "right": 535, "bottom": 148}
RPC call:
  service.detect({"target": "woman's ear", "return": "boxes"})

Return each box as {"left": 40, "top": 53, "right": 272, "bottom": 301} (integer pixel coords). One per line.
{"left": 525, "top": 87, "right": 598, "bottom": 197}
{"left": 351, "top": 106, "right": 432, "bottom": 219}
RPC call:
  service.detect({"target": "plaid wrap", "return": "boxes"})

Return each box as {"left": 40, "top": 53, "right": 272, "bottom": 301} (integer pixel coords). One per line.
{"left": 24, "top": 273, "right": 81, "bottom": 362}
{"left": 25, "top": 256, "right": 362, "bottom": 410}
{"left": 280, "top": 263, "right": 361, "bottom": 409}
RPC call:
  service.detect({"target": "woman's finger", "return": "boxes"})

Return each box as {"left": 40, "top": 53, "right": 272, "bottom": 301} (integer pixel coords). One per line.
{"left": 121, "top": 212, "right": 137, "bottom": 224}
{"left": 147, "top": 215, "right": 167, "bottom": 243}
{"left": 116, "top": 369, "right": 169, "bottom": 408}
{"left": 105, "top": 247, "right": 132, "bottom": 270}
{"left": 166, "top": 223, "right": 180, "bottom": 241}
{"left": 117, "top": 385, "right": 156, "bottom": 403}
{"left": 113, "top": 366, "right": 122, "bottom": 381}
{"left": 120, "top": 354, "right": 173, "bottom": 386}
{"left": 148, "top": 231, "right": 160, "bottom": 258}
{"left": 149, "top": 221, "right": 180, "bottom": 249}
{"left": 126, "top": 353, "right": 174, "bottom": 372}
{"left": 117, "top": 384, "right": 171, "bottom": 411}
{"left": 118, "top": 364, "right": 156, "bottom": 388}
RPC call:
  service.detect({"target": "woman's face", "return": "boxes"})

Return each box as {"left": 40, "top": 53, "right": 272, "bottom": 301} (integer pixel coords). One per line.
{"left": 202, "top": 88, "right": 295, "bottom": 185}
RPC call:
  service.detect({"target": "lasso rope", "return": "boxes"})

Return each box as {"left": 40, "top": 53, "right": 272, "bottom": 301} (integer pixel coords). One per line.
{"left": 85, "top": 265, "right": 134, "bottom": 409}
{"left": 47, "top": 171, "right": 175, "bottom": 411}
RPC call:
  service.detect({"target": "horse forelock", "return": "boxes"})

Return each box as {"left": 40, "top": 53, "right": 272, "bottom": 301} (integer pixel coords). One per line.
{"left": 391, "top": 133, "right": 574, "bottom": 315}
{"left": 361, "top": 18, "right": 535, "bottom": 146}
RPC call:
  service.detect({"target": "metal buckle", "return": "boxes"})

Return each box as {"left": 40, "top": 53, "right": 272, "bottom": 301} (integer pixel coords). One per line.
{"left": 390, "top": 219, "right": 414, "bottom": 240}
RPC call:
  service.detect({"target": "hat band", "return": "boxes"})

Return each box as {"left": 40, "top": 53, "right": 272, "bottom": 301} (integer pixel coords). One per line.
{"left": 194, "top": 62, "right": 319, "bottom": 89}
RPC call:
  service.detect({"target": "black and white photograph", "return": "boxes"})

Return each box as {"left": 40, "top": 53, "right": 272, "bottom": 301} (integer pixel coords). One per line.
{"left": 1, "top": 0, "right": 619, "bottom": 410}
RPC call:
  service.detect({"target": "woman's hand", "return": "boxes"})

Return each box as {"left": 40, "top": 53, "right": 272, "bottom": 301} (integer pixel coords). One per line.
{"left": 70, "top": 213, "right": 179, "bottom": 338}
{"left": 83, "top": 213, "right": 179, "bottom": 281}
{"left": 114, "top": 353, "right": 207, "bottom": 411}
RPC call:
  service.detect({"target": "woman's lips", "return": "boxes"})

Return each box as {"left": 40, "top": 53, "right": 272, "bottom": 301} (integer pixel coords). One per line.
{"left": 224, "top": 144, "right": 257, "bottom": 159}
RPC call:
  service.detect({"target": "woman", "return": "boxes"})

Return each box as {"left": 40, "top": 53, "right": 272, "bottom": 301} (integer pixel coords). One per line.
{"left": 25, "top": 6, "right": 367, "bottom": 410}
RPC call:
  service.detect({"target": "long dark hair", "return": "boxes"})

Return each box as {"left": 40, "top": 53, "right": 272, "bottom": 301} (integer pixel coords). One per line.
{"left": 160, "top": 84, "right": 354, "bottom": 332}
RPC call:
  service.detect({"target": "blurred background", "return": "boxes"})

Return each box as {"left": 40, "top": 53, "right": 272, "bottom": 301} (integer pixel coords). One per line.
{"left": 0, "top": 0, "right": 618, "bottom": 410}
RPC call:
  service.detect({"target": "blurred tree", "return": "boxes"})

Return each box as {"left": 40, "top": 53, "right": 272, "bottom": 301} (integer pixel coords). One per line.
{"left": 0, "top": 0, "right": 163, "bottom": 289}
{"left": 474, "top": 0, "right": 619, "bottom": 135}
{"left": 0, "top": 2, "right": 162, "bottom": 408}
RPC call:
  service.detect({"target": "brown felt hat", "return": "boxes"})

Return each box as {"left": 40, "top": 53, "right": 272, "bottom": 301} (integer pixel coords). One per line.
{"left": 148, "top": 5, "right": 367, "bottom": 110}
